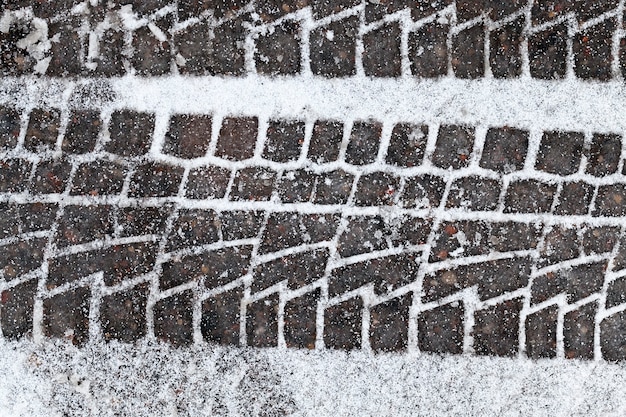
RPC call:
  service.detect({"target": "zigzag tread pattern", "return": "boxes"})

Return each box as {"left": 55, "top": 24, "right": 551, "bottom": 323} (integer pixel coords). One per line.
{"left": 2, "top": 100, "right": 626, "bottom": 361}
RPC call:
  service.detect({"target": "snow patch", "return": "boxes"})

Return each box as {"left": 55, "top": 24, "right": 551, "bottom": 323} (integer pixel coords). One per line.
{"left": 1, "top": 339, "right": 626, "bottom": 416}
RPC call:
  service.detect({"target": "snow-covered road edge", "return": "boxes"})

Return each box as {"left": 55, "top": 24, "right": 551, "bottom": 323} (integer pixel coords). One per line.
{"left": 1, "top": 339, "right": 625, "bottom": 416}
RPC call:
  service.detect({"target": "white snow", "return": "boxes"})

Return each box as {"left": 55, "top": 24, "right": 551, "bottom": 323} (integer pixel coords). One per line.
{"left": 1, "top": 339, "right": 626, "bottom": 416}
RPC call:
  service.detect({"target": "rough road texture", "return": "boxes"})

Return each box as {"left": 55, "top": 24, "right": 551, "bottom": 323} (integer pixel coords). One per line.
{"left": 2, "top": 0, "right": 626, "bottom": 362}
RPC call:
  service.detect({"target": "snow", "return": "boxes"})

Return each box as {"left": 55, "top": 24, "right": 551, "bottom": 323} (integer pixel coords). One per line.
{"left": 1, "top": 338, "right": 626, "bottom": 416}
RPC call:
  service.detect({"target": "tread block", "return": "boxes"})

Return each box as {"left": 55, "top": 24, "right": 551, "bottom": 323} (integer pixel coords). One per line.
{"left": 255, "top": 21, "right": 302, "bottom": 75}
{"left": 525, "top": 305, "right": 558, "bottom": 359}
{"left": 553, "top": 181, "right": 594, "bottom": 216}
{"left": 219, "top": 210, "right": 264, "bottom": 241}
{"left": 370, "top": 294, "right": 411, "bottom": 352}
{"left": 432, "top": 125, "right": 474, "bottom": 169}
{"left": 0, "top": 203, "right": 58, "bottom": 238}
{"left": 166, "top": 209, "right": 220, "bottom": 252}
{"left": 100, "top": 283, "right": 149, "bottom": 343}
{"left": 582, "top": 226, "right": 619, "bottom": 256}
{"left": 409, "top": 23, "right": 449, "bottom": 78}
{"left": 164, "top": 114, "right": 212, "bottom": 159}
{"left": 178, "top": 0, "right": 248, "bottom": 20}
{"left": 392, "top": 215, "right": 432, "bottom": 247}
{"left": 186, "top": 166, "right": 231, "bottom": 199}
{"left": 47, "top": 251, "right": 102, "bottom": 289}
{"left": 446, "top": 176, "right": 501, "bottom": 211}
{"left": 337, "top": 215, "right": 389, "bottom": 258}
{"left": 585, "top": 133, "right": 621, "bottom": 177}
{"left": 176, "top": 22, "right": 212, "bottom": 75}
{"left": 154, "top": 290, "right": 194, "bottom": 347}
{"left": 178, "top": 17, "right": 248, "bottom": 75}
{"left": 215, "top": 117, "right": 258, "bottom": 161}
{"left": 574, "top": 0, "right": 619, "bottom": 23}
{"left": 256, "top": 0, "right": 307, "bottom": 21}
{"left": 312, "top": 0, "right": 360, "bottom": 18}
{"left": 488, "top": 221, "right": 542, "bottom": 252}
{"left": 173, "top": 246, "right": 251, "bottom": 290}
{"left": 329, "top": 253, "right": 419, "bottom": 297}
{"left": 362, "top": 22, "right": 402, "bottom": 77}
{"left": 246, "top": 294, "right": 279, "bottom": 348}
{"left": 607, "top": 276, "right": 626, "bottom": 309}
{"left": 615, "top": 242, "right": 626, "bottom": 274}
{"left": 531, "top": 0, "right": 571, "bottom": 25}
{"left": 201, "top": 287, "right": 243, "bottom": 346}
{"left": 201, "top": 246, "right": 252, "bottom": 288}
{"left": 24, "top": 109, "right": 61, "bottom": 152}
{"left": 423, "top": 257, "right": 531, "bottom": 302}
{"left": 531, "top": 262, "right": 606, "bottom": 304}
{"left": 47, "top": 20, "right": 83, "bottom": 76}
{"left": 538, "top": 225, "right": 581, "bottom": 267}
{"left": 260, "top": 212, "right": 338, "bottom": 254}
{"left": 401, "top": 174, "right": 446, "bottom": 209}
{"left": 71, "top": 160, "right": 128, "bottom": 196}
{"left": 310, "top": 17, "right": 358, "bottom": 77}
{"left": 480, "top": 127, "right": 529, "bottom": 173}
{"left": 262, "top": 120, "right": 306, "bottom": 163}
{"left": 130, "top": 25, "right": 171, "bottom": 76}
{"left": 308, "top": 120, "right": 343, "bottom": 164}
{"left": 476, "top": 258, "right": 532, "bottom": 300}
{"left": 455, "top": 0, "right": 485, "bottom": 22}
{"left": 253, "top": 248, "right": 328, "bottom": 292}
{"left": 451, "top": 24, "right": 485, "bottom": 79}
{"left": 529, "top": 24, "right": 568, "bottom": 79}
{"left": 473, "top": 298, "right": 522, "bottom": 357}
{"left": 601, "top": 311, "right": 626, "bottom": 361}
{"left": 94, "top": 30, "right": 126, "bottom": 76}
{"left": 105, "top": 110, "right": 155, "bottom": 157}
{"left": 117, "top": 0, "right": 170, "bottom": 16}
{"left": 128, "top": 162, "right": 185, "bottom": 198}
{"left": 0, "top": 280, "right": 37, "bottom": 340}
{"left": 284, "top": 289, "right": 319, "bottom": 349}
{"left": 0, "top": 238, "right": 47, "bottom": 280}
{"left": 0, "top": 18, "right": 35, "bottom": 75}
{"left": 101, "top": 242, "right": 158, "bottom": 286}
{"left": 62, "top": 110, "right": 102, "bottom": 154}
{"left": 593, "top": 184, "right": 626, "bottom": 217}
{"left": 0, "top": 159, "right": 32, "bottom": 193}
{"left": 117, "top": 206, "right": 171, "bottom": 238}
{"left": 0, "top": 106, "right": 21, "bottom": 151}
{"left": 43, "top": 286, "right": 90, "bottom": 346}
{"left": 418, "top": 303, "right": 464, "bottom": 354}
{"left": 365, "top": 0, "right": 413, "bottom": 22}
{"left": 276, "top": 169, "right": 316, "bottom": 203}
{"left": 489, "top": 0, "right": 525, "bottom": 20}
{"left": 47, "top": 242, "right": 157, "bottom": 288}
{"left": 503, "top": 179, "right": 557, "bottom": 214}
{"left": 353, "top": 172, "right": 400, "bottom": 207}
{"left": 573, "top": 18, "right": 615, "bottom": 81}
{"left": 229, "top": 167, "right": 277, "bottom": 201}
{"left": 535, "top": 131, "right": 585, "bottom": 175}
{"left": 385, "top": 123, "right": 428, "bottom": 168}
{"left": 345, "top": 120, "right": 382, "bottom": 166}
{"left": 29, "top": 158, "right": 72, "bottom": 194}
{"left": 56, "top": 205, "right": 115, "bottom": 248}
{"left": 324, "top": 297, "right": 362, "bottom": 350}
{"left": 564, "top": 302, "right": 596, "bottom": 359}
{"left": 429, "top": 220, "right": 490, "bottom": 262}
{"left": 312, "top": 170, "right": 354, "bottom": 205}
